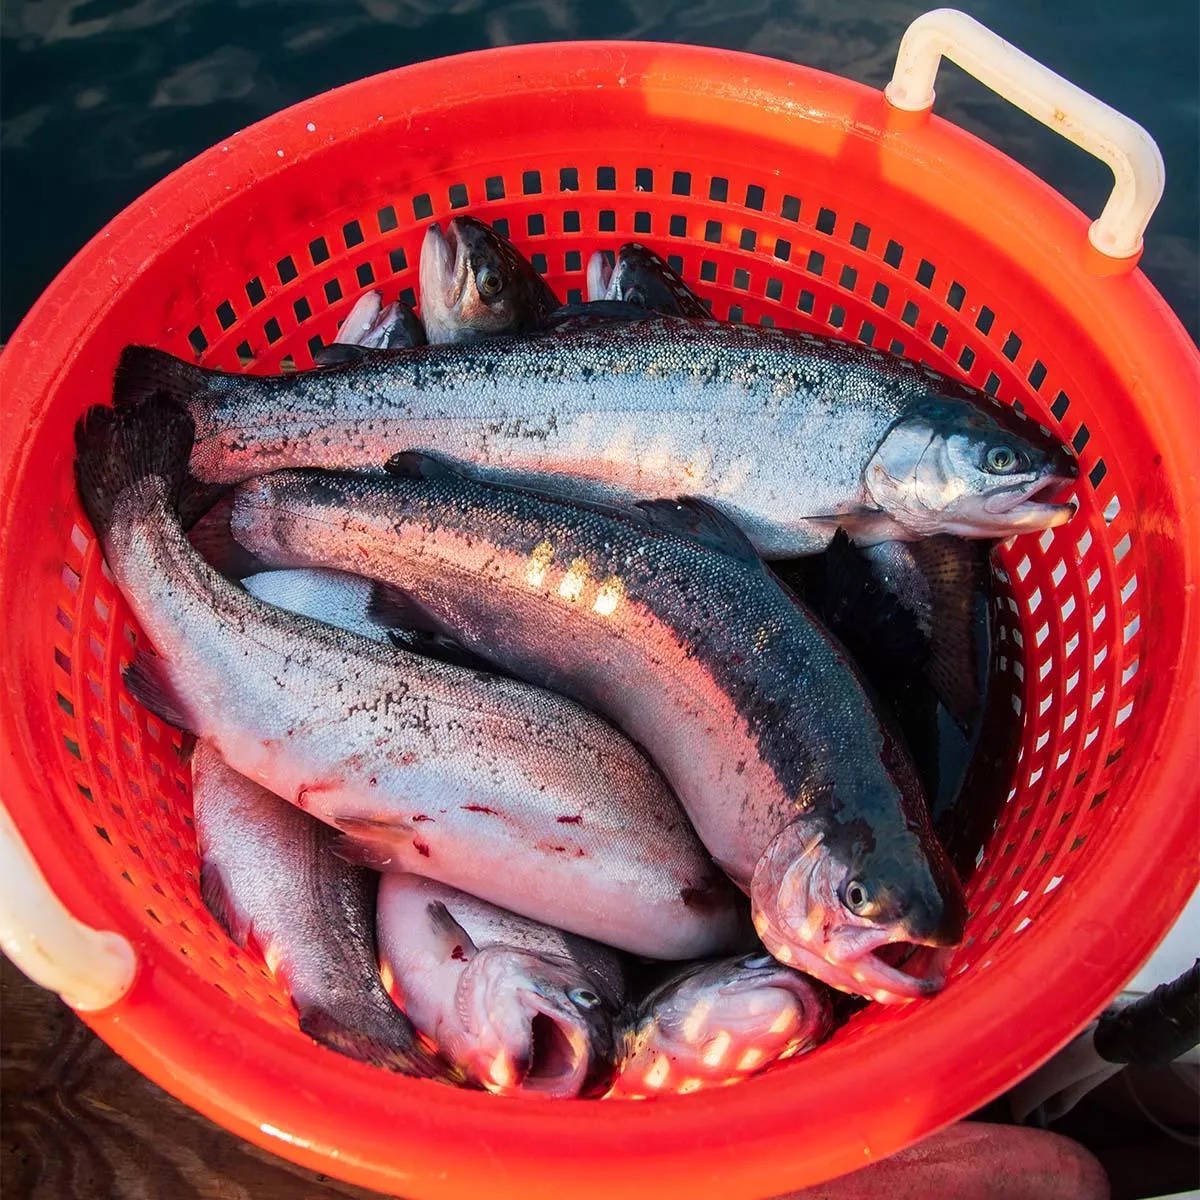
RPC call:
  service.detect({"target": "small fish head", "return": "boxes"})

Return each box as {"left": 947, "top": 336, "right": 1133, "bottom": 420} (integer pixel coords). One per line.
{"left": 750, "top": 818, "right": 966, "bottom": 1004}
{"left": 865, "top": 397, "right": 1078, "bottom": 539}
{"left": 625, "top": 954, "right": 833, "bottom": 1089}
{"left": 419, "top": 217, "right": 555, "bottom": 344}
{"left": 602, "top": 243, "right": 709, "bottom": 318}
{"left": 457, "top": 946, "right": 619, "bottom": 1098}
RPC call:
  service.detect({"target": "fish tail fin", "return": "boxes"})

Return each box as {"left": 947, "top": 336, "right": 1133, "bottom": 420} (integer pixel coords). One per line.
{"left": 112, "top": 345, "right": 224, "bottom": 413}
{"left": 73, "top": 395, "right": 195, "bottom": 540}
{"left": 298, "top": 1004, "right": 464, "bottom": 1084}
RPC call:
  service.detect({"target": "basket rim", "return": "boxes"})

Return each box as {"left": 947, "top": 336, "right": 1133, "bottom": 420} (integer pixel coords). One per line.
{"left": 1, "top": 39, "right": 1198, "bottom": 1200}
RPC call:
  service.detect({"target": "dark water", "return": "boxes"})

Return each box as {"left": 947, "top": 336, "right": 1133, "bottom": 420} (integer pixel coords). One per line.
{"left": 2, "top": 0, "right": 1197, "bottom": 341}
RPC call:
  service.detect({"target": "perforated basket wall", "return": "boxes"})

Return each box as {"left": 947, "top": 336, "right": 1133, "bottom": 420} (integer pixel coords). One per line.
{"left": 1, "top": 42, "right": 1197, "bottom": 1200}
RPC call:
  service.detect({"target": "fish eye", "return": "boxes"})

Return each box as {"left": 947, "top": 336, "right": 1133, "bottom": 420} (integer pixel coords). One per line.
{"left": 476, "top": 266, "right": 503, "bottom": 297}
{"left": 626, "top": 285, "right": 647, "bottom": 307}
{"left": 985, "top": 444, "right": 1021, "bottom": 474}
{"left": 843, "top": 879, "right": 873, "bottom": 916}
{"left": 568, "top": 987, "right": 602, "bottom": 1010}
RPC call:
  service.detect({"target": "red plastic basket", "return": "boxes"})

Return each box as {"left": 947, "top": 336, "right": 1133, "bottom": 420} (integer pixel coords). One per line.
{"left": 1, "top": 32, "right": 1197, "bottom": 1200}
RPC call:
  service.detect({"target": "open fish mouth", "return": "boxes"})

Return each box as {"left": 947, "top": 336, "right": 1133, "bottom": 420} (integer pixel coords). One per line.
{"left": 755, "top": 914, "right": 952, "bottom": 1003}
{"left": 519, "top": 1009, "right": 589, "bottom": 1095}
{"left": 421, "top": 221, "right": 467, "bottom": 310}
{"left": 983, "top": 475, "right": 1077, "bottom": 525}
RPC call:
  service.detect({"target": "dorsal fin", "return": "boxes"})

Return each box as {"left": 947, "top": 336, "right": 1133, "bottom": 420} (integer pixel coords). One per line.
{"left": 383, "top": 450, "right": 457, "bottom": 481}
{"left": 634, "top": 497, "right": 760, "bottom": 563}
{"left": 426, "top": 901, "right": 478, "bottom": 962}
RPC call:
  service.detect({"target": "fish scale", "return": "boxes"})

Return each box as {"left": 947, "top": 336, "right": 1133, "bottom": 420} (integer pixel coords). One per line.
{"left": 116, "top": 316, "right": 1074, "bottom": 559}
{"left": 72, "top": 400, "right": 749, "bottom": 963}
{"left": 231, "top": 460, "right": 967, "bottom": 1002}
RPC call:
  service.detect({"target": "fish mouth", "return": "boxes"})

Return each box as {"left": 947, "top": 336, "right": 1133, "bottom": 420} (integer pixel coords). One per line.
{"left": 755, "top": 913, "right": 951, "bottom": 1003}
{"left": 518, "top": 1008, "right": 590, "bottom": 1097}
{"left": 419, "top": 221, "right": 466, "bottom": 310}
{"left": 982, "top": 475, "right": 1076, "bottom": 526}
{"left": 586, "top": 250, "right": 615, "bottom": 301}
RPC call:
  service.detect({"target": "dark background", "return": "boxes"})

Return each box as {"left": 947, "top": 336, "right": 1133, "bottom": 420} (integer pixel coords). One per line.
{"left": 1, "top": 0, "right": 1197, "bottom": 341}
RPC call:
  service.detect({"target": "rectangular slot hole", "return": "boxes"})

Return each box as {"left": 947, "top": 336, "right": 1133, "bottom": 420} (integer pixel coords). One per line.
{"left": 1028, "top": 360, "right": 1047, "bottom": 390}
{"left": 595, "top": 166, "right": 615, "bottom": 191}
{"left": 563, "top": 211, "right": 581, "bottom": 234}
{"left": 356, "top": 263, "right": 374, "bottom": 287}
{"left": 704, "top": 220, "right": 722, "bottom": 244}
{"left": 342, "top": 219, "right": 364, "bottom": 248}
{"left": 709, "top": 177, "right": 729, "bottom": 202}
{"left": 388, "top": 247, "right": 408, "bottom": 274}
{"left": 900, "top": 301, "right": 919, "bottom": 327}
{"left": 263, "top": 317, "right": 282, "bottom": 344}
{"left": 671, "top": 170, "right": 691, "bottom": 196}
{"left": 599, "top": 211, "right": 616, "bottom": 233}
{"left": 558, "top": 168, "right": 577, "bottom": 193}
{"left": 883, "top": 239, "right": 904, "bottom": 268}
{"left": 828, "top": 305, "right": 845, "bottom": 329}
{"left": 798, "top": 290, "right": 815, "bottom": 315}
{"left": 850, "top": 222, "right": 870, "bottom": 250}
{"left": 984, "top": 371, "right": 1001, "bottom": 395}
{"left": 1072, "top": 424, "right": 1091, "bottom": 454}
{"left": 323, "top": 279, "right": 342, "bottom": 304}
{"left": 634, "top": 212, "right": 651, "bottom": 235}
{"left": 733, "top": 268, "right": 750, "bottom": 290}
{"left": 871, "top": 281, "right": 888, "bottom": 308}
{"left": 958, "top": 346, "right": 976, "bottom": 371}
{"left": 765, "top": 278, "right": 784, "bottom": 301}
{"left": 377, "top": 205, "right": 398, "bottom": 232}
{"left": 739, "top": 229, "right": 757, "bottom": 252}
{"left": 781, "top": 195, "right": 800, "bottom": 222}
{"left": 700, "top": 260, "right": 718, "bottom": 283}
{"left": 975, "top": 306, "right": 995, "bottom": 335}
{"left": 527, "top": 213, "right": 546, "bottom": 236}
{"left": 564, "top": 249, "right": 582, "bottom": 272}
{"left": 245, "top": 276, "right": 266, "bottom": 306}
{"left": 839, "top": 265, "right": 857, "bottom": 291}
{"left": 485, "top": 176, "right": 506, "bottom": 200}
{"left": 745, "top": 183, "right": 765, "bottom": 210}
{"left": 774, "top": 238, "right": 791, "bottom": 262}
{"left": 815, "top": 207, "right": 836, "bottom": 235}
{"left": 1051, "top": 391, "right": 1071, "bottom": 420}
{"left": 635, "top": 167, "right": 654, "bottom": 191}
{"left": 524, "top": 170, "right": 544, "bottom": 195}
{"left": 277, "top": 255, "right": 298, "bottom": 284}
{"left": 215, "top": 300, "right": 236, "bottom": 330}
{"left": 1002, "top": 332, "right": 1022, "bottom": 360}
{"left": 931, "top": 322, "right": 948, "bottom": 349}
{"left": 728, "top": 305, "right": 744, "bottom": 323}
{"left": 669, "top": 214, "right": 687, "bottom": 238}
{"left": 947, "top": 281, "right": 966, "bottom": 310}
{"left": 448, "top": 183, "right": 469, "bottom": 209}
{"left": 293, "top": 297, "right": 312, "bottom": 323}
{"left": 309, "top": 236, "right": 330, "bottom": 265}
{"left": 915, "top": 259, "right": 936, "bottom": 288}
{"left": 412, "top": 193, "right": 433, "bottom": 220}
{"left": 187, "top": 327, "right": 207, "bottom": 355}
{"left": 806, "top": 250, "right": 825, "bottom": 276}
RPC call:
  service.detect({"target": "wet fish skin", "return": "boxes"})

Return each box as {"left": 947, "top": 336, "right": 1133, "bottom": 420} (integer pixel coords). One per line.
{"left": 587, "top": 243, "right": 710, "bottom": 318}
{"left": 610, "top": 953, "right": 832, "bottom": 1095}
{"left": 419, "top": 216, "right": 561, "bottom": 344}
{"left": 191, "top": 744, "right": 452, "bottom": 1077}
{"left": 229, "top": 460, "right": 964, "bottom": 1002}
{"left": 115, "top": 316, "right": 1077, "bottom": 557}
{"left": 72, "top": 399, "right": 747, "bottom": 962}
{"left": 377, "top": 873, "right": 625, "bottom": 1097}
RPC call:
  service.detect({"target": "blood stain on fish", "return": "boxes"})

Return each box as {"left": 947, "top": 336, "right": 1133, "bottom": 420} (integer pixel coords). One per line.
{"left": 412, "top": 813, "right": 434, "bottom": 823}
{"left": 413, "top": 840, "right": 431, "bottom": 857}
{"left": 462, "top": 804, "right": 500, "bottom": 815}
{"left": 450, "top": 945, "right": 467, "bottom": 961}
{"left": 557, "top": 814, "right": 583, "bottom": 824}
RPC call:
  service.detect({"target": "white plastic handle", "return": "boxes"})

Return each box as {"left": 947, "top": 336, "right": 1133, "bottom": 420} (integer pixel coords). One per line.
{"left": 0, "top": 795, "right": 137, "bottom": 1011}
{"left": 885, "top": 8, "right": 1165, "bottom": 260}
